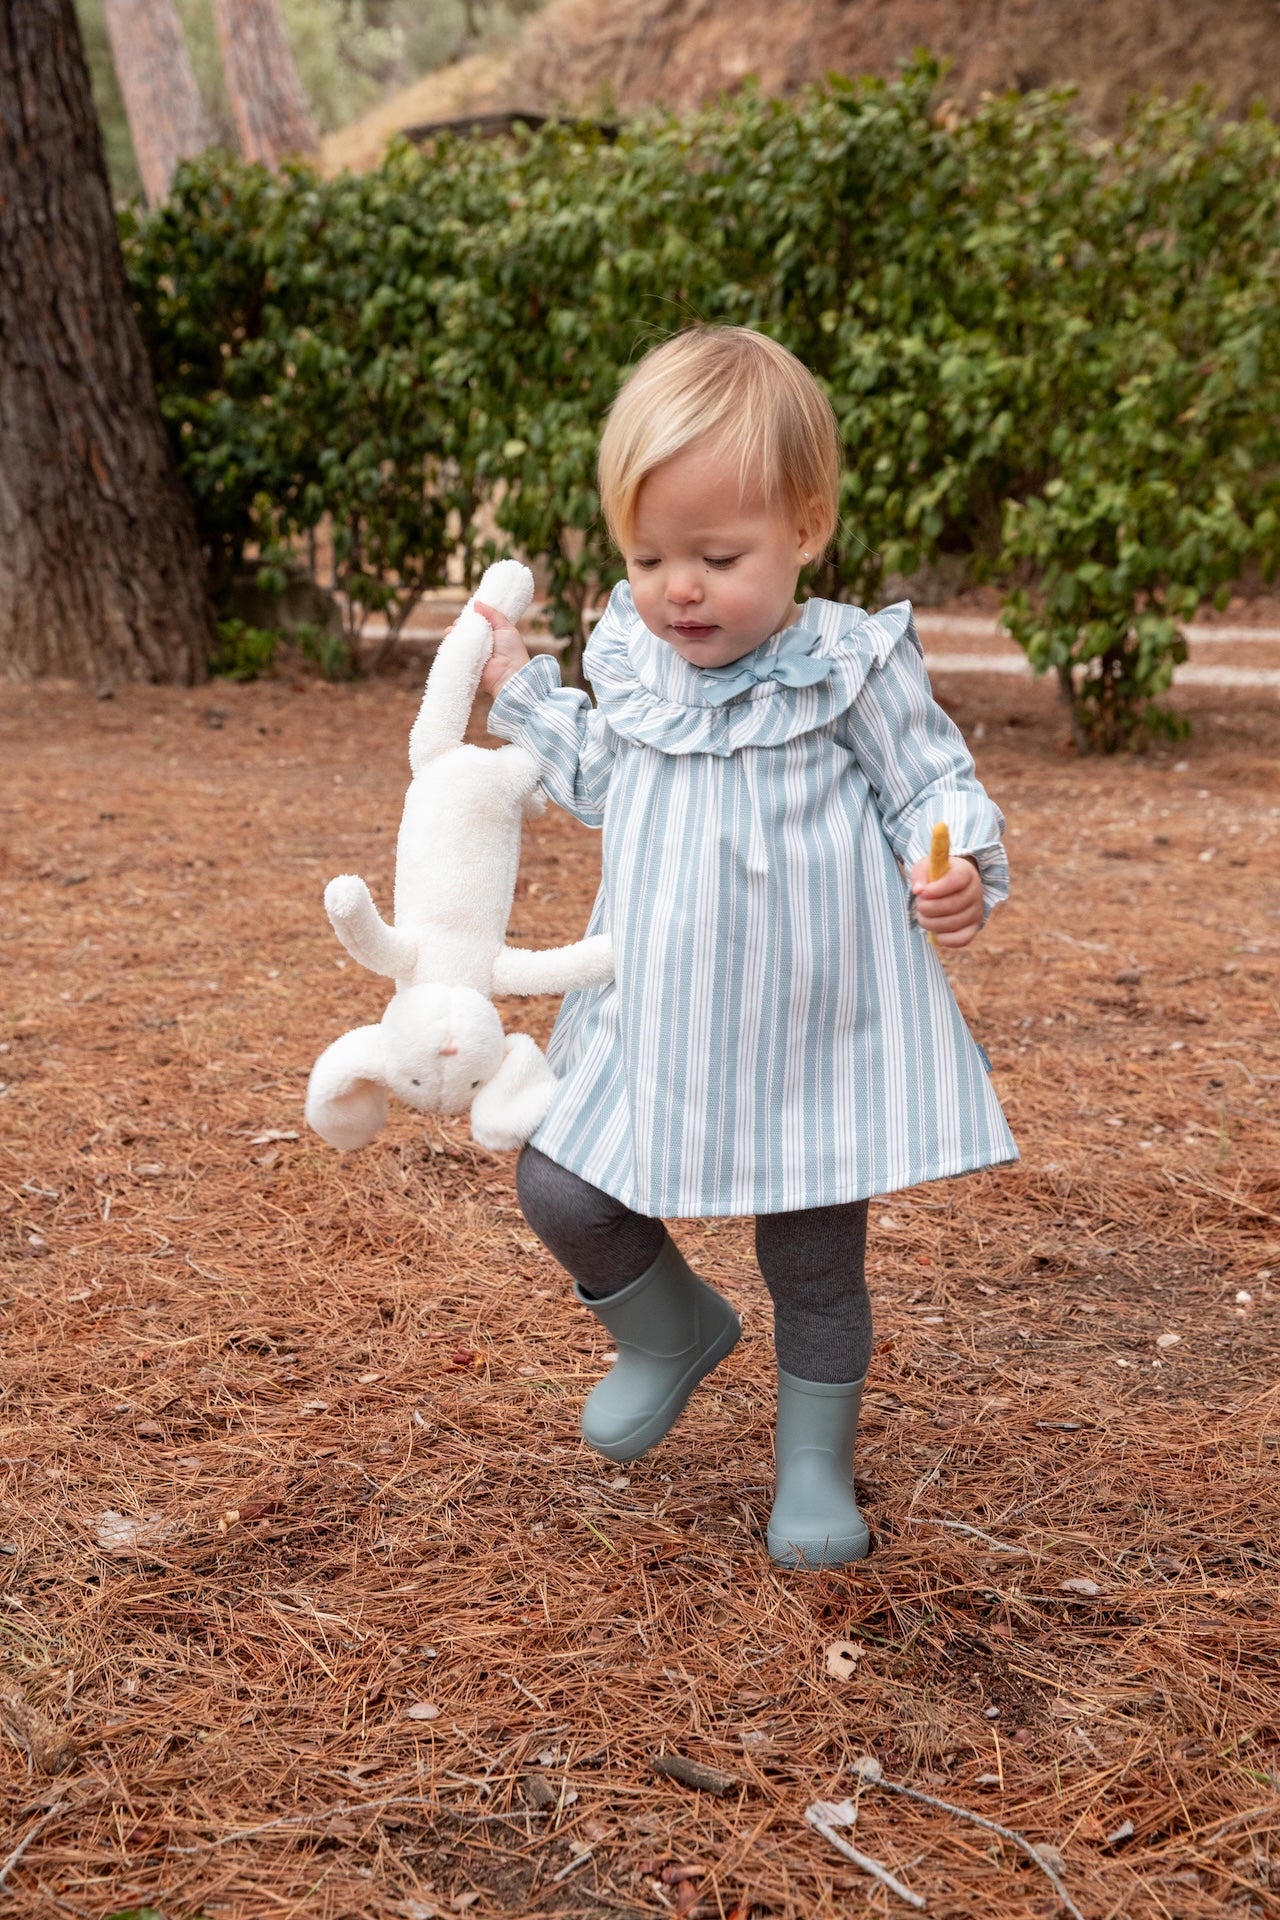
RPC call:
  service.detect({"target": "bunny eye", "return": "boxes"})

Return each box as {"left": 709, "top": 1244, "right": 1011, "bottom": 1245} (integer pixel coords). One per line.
{"left": 471, "top": 1080, "right": 481, "bottom": 1089}
{"left": 411, "top": 1078, "right": 420, "bottom": 1087}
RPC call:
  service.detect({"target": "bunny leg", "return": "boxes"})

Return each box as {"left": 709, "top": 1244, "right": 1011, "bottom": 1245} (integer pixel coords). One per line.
{"left": 325, "top": 875, "right": 418, "bottom": 979}
{"left": 469, "top": 1033, "right": 556, "bottom": 1152}
{"left": 407, "top": 609, "right": 494, "bottom": 770}
{"left": 306, "top": 1025, "right": 391, "bottom": 1150}
{"left": 490, "top": 933, "right": 614, "bottom": 998}
{"left": 407, "top": 563, "right": 534, "bottom": 772}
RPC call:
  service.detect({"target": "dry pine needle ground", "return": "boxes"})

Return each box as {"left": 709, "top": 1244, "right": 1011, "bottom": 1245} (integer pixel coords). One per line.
{"left": 0, "top": 659, "right": 1278, "bottom": 1919}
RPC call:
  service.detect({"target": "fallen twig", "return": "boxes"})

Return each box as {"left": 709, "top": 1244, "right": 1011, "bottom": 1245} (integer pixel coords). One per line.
{"left": 1185, "top": 1529, "right": 1280, "bottom": 1571}
{"left": 650, "top": 1751, "right": 740, "bottom": 1796}
{"left": 1187, "top": 1798, "right": 1280, "bottom": 1846}
{"left": 0, "top": 1799, "right": 69, "bottom": 1891}
{"left": 851, "top": 1759, "right": 1084, "bottom": 1920}
{"left": 551, "top": 1844, "right": 594, "bottom": 1884}
{"left": 805, "top": 1799, "right": 926, "bottom": 1910}
{"left": 1161, "top": 1169, "right": 1280, "bottom": 1224}
{"left": 168, "top": 1792, "right": 547, "bottom": 1853}
{"left": 901, "top": 1517, "right": 1029, "bottom": 1556}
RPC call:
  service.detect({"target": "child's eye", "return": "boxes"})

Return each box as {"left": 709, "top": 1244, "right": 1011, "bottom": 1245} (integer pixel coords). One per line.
{"left": 632, "top": 557, "right": 661, "bottom": 570}
{"left": 705, "top": 555, "right": 740, "bottom": 569}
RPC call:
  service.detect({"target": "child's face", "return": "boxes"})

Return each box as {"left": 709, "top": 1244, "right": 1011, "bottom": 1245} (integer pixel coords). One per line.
{"left": 624, "top": 439, "right": 816, "bottom": 670}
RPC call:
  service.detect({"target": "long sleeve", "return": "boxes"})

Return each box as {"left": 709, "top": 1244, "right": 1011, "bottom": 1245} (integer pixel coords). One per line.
{"left": 486, "top": 654, "right": 615, "bottom": 829}
{"left": 837, "top": 619, "right": 1009, "bottom": 923}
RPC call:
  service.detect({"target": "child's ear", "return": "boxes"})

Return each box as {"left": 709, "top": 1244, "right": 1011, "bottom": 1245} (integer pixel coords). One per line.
{"left": 796, "top": 500, "right": 830, "bottom": 562}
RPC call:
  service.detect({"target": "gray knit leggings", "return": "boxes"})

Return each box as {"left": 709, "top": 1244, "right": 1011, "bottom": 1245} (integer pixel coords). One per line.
{"left": 516, "top": 1145, "right": 872, "bottom": 1385}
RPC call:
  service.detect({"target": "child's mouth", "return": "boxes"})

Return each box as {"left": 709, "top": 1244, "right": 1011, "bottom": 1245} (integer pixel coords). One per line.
{"left": 672, "top": 622, "right": 718, "bottom": 642}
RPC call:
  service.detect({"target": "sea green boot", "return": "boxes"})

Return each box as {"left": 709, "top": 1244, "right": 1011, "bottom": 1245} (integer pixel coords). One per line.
{"left": 575, "top": 1236, "right": 741, "bottom": 1463}
{"left": 767, "top": 1369, "right": 870, "bottom": 1568}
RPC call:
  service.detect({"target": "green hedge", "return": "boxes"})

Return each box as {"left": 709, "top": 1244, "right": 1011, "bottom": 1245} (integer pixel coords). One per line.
{"left": 123, "top": 60, "right": 1280, "bottom": 749}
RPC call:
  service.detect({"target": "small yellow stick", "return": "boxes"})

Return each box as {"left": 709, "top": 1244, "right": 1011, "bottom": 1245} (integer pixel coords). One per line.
{"left": 925, "top": 822, "right": 950, "bottom": 946}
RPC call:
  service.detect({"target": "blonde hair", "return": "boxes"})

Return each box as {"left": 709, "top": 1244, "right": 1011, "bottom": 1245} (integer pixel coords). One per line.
{"left": 598, "top": 327, "right": 841, "bottom": 550}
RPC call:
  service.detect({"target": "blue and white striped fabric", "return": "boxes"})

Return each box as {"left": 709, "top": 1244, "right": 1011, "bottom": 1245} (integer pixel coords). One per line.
{"left": 488, "top": 582, "right": 1018, "bottom": 1218}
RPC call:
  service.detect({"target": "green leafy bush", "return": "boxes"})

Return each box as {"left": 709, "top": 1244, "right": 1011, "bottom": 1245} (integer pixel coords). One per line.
{"left": 123, "top": 66, "right": 1280, "bottom": 748}
{"left": 209, "top": 618, "right": 278, "bottom": 680}
{"left": 294, "top": 619, "right": 354, "bottom": 680}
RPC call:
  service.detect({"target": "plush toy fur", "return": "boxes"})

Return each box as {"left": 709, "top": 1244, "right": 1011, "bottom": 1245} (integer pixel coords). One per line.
{"left": 306, "top": 560, "right": 613, "bottom": 1153}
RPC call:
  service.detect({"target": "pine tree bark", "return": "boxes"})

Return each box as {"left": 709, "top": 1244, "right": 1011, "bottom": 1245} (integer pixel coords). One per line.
{"left": 101, "top": 0, "right": 213, "bottom": 206}
{"left": 211, "top": 0, "right": 319, "bottom": 168}
{"left": 0, "top": 0, "right": 214, "bottom": 684}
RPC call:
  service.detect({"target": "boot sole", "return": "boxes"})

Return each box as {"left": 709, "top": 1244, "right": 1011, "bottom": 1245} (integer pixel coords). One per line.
{"left": 767, "top": 1522, "right": 871, "bottom": 1569}
{"left": 583, "top": 1314, "right": 742, "bottom": 1463}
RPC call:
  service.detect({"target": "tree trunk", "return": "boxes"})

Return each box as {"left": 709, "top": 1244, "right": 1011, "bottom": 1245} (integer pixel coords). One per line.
{"left": 101, "top": 0, "right": 213, "bottom": 206}
{"left": 0, "top": 0, "right": 214, "bottom": 684}
{"left": 211, "top": 0, "right": 319, "bottom": 169}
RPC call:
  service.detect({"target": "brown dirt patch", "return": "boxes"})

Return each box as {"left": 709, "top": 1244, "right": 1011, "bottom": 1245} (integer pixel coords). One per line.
{"left": 324, "top": 0, "right": 1280, "bottom": 172}
{"left": 1, "top": 660, "right": 1278, "bottom": 1918}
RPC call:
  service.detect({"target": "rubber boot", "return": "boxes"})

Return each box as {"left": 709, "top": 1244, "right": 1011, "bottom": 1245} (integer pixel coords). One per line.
{"left": 767, "top": 1368, "right": 870, "bottom": 1568}
{"left": 575, "top": 1236, "right": 741, "bottom": 1462}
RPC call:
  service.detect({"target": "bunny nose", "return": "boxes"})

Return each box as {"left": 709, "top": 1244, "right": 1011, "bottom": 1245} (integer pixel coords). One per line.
{"left": 438, "top": 1042, "right": 459, "bottom": 1057}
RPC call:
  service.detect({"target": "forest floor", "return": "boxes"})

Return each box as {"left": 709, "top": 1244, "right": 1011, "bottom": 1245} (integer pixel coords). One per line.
{"left": 1, "top": 655, "right": 1278, "bottom": 1920}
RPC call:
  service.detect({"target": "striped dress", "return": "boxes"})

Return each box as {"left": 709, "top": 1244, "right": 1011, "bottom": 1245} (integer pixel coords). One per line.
{"left": 488, "top": 583, "right": 1018, "bottom": 1218}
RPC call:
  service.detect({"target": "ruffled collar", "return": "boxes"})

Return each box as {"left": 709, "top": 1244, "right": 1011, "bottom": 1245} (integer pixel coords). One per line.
{"left": 584, "top": 582, "right": 920, "bottom": 757}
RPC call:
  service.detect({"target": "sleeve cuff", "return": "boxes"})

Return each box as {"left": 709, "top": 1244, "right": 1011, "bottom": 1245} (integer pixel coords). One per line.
{"left": 487, "top": 653, "right": 562, "bottom": 743}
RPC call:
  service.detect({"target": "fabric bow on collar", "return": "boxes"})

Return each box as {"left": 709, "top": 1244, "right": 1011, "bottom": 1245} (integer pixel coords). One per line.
{"left": 697, "top": 626, "right": 835, "bottom": 706}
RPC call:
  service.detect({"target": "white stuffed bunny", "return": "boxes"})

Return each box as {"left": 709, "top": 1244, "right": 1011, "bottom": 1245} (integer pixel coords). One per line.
{"left": 305, "top": 560, "right": 612, "bottom": 1153}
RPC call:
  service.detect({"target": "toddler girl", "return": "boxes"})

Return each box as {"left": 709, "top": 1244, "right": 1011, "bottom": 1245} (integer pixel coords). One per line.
{"left": 477, "top": 327, "right": 1017, "bottom": 1568}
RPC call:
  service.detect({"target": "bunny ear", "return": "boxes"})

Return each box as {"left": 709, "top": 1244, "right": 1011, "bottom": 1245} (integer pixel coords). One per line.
{"left": 306, "top": 1026, "right": 390, "bottom": 1150}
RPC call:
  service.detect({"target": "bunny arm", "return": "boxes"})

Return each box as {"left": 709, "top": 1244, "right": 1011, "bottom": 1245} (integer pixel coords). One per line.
{"left": 490, "top": 933, "right": 614, "bottom": 997}
{"left": 325, "top": 874, "right": 418, "bottom": 979}
{"left": 306, "top": 1024, "right": 390, "bottom": 1150}
{"left": 469, "top": 1032, "right": 556, "bottom": 1151}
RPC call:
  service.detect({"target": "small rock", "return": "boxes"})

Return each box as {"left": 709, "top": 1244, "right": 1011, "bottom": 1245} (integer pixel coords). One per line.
{"left": 0, "top": 1682, "right": 78, "bottom": 1774}
{"left": 204, "top": 706, "right": 227, "bottom": 729}
{"left": 1060, "top": 1577, "right": 1101, "bottom": 1596}
{"left": 1155, "top": 1332, "right": 1182, "bottom": 1350}
{"left": 522, "top": 1770, "right": 558, "bottom": 1810}
{"left": 405, "top": 1702, "right": 440, "bottom": 1721}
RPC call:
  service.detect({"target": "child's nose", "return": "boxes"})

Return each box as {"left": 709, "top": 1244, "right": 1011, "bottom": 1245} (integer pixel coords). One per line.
{"left": 667, "top": 571, "right": 703, "bottom": 606}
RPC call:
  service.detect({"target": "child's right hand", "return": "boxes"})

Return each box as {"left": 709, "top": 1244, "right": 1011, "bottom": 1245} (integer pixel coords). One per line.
{"left": 473, "top": 599, "right": 532, "bottom": 699}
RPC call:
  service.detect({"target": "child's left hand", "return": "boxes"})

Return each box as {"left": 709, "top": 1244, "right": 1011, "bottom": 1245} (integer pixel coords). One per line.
{"left": 910, "top": 854, "right": 984, "bottom": 948}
